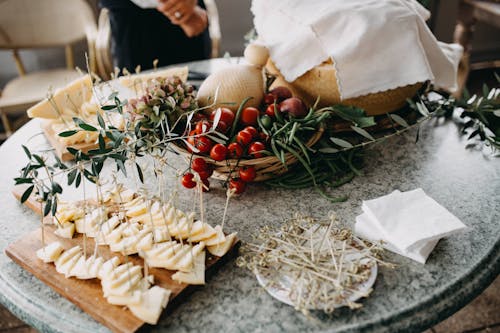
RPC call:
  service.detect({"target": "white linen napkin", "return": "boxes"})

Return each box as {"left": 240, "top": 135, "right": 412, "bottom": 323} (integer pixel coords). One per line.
{"left": 354, "top": 189, "right": 468, "bottom": 264}
{"left": 251, "top": 0, "right": 463, "bottom": 99}
{"left": 130, "top": 0, "right": 158, "bottom": 9}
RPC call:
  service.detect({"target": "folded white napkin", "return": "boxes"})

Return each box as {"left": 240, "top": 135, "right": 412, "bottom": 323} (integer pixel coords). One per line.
{"left": 354, "top": 189, "right": 468, "bottom": 264}
{"left": 251, "top": 0, "right": 463, "bottom": 99}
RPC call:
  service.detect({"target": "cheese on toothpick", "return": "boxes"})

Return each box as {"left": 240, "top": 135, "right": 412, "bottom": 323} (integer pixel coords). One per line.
{"left": 36, "top": 242, "right": 64, "bottom": 263}
{"left": 128, "top": 286, "right": 171, "bottom": 325}
{"left": 172, "top": 251, "right": 206, "bottom": 285}
{"left": 207, "top": 232, "right": 237, "bottom": 257}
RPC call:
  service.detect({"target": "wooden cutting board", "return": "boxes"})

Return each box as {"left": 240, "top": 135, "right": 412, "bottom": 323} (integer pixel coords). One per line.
{"left": 41, "top": 120, "right": 100, "bottom": 161}
{"left": 7, "top": 187, "right": 239, "bottom": 333}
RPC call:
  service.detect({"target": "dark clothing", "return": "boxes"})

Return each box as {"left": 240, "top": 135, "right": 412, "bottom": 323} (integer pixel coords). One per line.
{"left": 100, "top": 0, "right": 211, "bottom": 71}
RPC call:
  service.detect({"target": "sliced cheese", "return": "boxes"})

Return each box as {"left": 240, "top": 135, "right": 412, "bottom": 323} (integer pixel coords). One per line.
{"left": 126, "top": 202, "right": 148, "bottom": 217}
{"left": 187, "top": 223, "right": 217, "bottom": 243}
{"left": 204, "top": 225, "right": 227, "bottom": 246}
{"left": 54, "top": 222, "right": 75, "bottom": 239}
{"left": 107, "top": 290, "right": 142, "bottom": 306}
{"left": 172, "top": 251, "right": 206, "bottom": 285}
{"left": 176, "top": 242, "right": 206, "bottom": 272}
{"left": 36, "top": 241, "right": 64, "bottom": 263}
{"left": 54, "top": 246, "right": 81, "bottom": 267}
{"left": 158, "top": 245, "right": 192, "bottom": 270}
{"left": 27, "top": 74, "right": 93, "bottom": 119}
{"left": 128, "top": 286, "right": 171, "bottom": 325}
{"left": 56, "top": 251, "right": 82, "bottom": 277}
{"left": 207, "top": 232, "right": 237, "bottom": 257}
{"left": 98, "top": 257, "right": 121, "bottom": 280}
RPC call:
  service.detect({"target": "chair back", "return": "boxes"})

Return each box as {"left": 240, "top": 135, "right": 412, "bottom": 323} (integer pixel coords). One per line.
{"left": 0, "top": 0, "right": 96, "bottom": 49}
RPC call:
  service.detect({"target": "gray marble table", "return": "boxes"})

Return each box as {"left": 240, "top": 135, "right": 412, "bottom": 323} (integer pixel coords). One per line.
{"left": 0, "top": 59, "right": 499, "bottom": 333}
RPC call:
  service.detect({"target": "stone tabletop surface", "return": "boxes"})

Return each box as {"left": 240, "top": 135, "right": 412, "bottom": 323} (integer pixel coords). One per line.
{"left": 0, "top": 59, "right": 499, "bottom": 333}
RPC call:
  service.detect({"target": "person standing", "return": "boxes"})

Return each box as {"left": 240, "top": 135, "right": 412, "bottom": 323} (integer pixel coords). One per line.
{"left": 100, "top": 0, "right": 211, "bottom": 71}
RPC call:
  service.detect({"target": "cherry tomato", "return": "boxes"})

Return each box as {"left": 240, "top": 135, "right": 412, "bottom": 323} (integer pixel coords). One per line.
{"left": 194, "top": 136, "right": 213, "bottom": 153}
{"left": 191, "top": 157, "right": 208, "bottom": 172}
{"left": 243, "top": 126, "right": 258, "bottom": 138}
{"left": 201, "top": 178, "right": 210, "bottom": 192}
{"left": 213, "top": 120, "right": 228, "bottom": 133}
{"left": 227, "top": 142, "right": 244, "bottom": 159}
{"left": 248, "top": 141, "right": 266, "bottom": 158}
{"left": 265, "top": 104, "right": 280, "bottom": 118}
{"left": 240, "top": 107, "right": 260, "bottom": 126}
{"left": 229, "top": 178, "right": 246, "bottom": 194}
{"left": 239, "top": 166, "right": 256, "bottom": 182}
{"left": 210, "top": 143, "right": 228, "bottom": 161}
{"left": 181, "top": 172, "right": 196, "bottom": 189}
{"left": 192, "top": 113, "right": 207, "bottom": 122}
{"left": 197, "top": 168, "right": 213, "bottom": 180}
{"left": 195, "top": 120, "right": 211, "bottom": 135}
{"left": 210, "top": 107, "right": 235, "bottom": 126}
{"left": 236, "top": 130, "right": 253, "bottom": 146}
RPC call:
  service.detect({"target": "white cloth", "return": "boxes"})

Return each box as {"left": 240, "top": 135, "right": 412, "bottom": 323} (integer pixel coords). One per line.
{"left": 354, "top": 189, "right": 468, "bottom": 264}
{"left": 251, "top": 0, "right": 463, "bottom": 99}
{"left": 130, "top": 0, "right": 158, "bottom": 9}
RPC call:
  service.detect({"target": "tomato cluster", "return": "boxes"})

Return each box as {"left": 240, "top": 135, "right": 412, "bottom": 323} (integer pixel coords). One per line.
{"left": 181, "top": 86, "right": 308, "bottom": 194}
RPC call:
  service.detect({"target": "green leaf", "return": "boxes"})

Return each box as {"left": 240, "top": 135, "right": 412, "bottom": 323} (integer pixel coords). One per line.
{"left": 67, "top": 169, "right": 77, "bottom": 185}
{"left": 98, "top": 134, "right": 106, "bottom": 151}
{"left": 389, "top": 114, "right": 410, "bottom": 128}
{"left": 101, "top": 104, "right": 117, "bottom": 111}
{"left": 51, "top": 199, "right": 58, "bottom": 216}
{"left": 15, "top": 177, "right": 33, "bottom": 185}
{"left": 75, "top": 172, "right": 82, "bottom": 187}
{"left": 482, "top": 83, "right": 490, "bottom": 98}
{"left": 67, "top": 147, "right": 79, "bottom": 155}
{"left": 79, "top": 123, "right": 98, "bottom": 132}
{"left": 22, "top": 145, "right": 32, "bottom": 159}
{"left": 32, "top": 154, "right": 45, "bottom": 166}
{"left": 52, "top": 182, "right": 62, "bottom": 194}
{"left": 97, "top": 113, "right": 106, "bottom": 129}
{"left": 43, "top": 199, "right": 51, "bottom": 217}
{"left": 350, "top": 126, "right": 375, "bottom": 141}
{"left": 58, "top": 130, "right": 78, "bottom": 137}
{"left": 136, "top": 163, "right": 144, "bottom": 183}
{"left": 318, "top": 147, "right": 339, "bottom": 153}
{"left": 416, "top": 102, "right": 430, "bottom": 117}
{"left": 332, "top": 105, "right": 376, "bottom": 128}
{"left": 330, "top": 137, "right": 353, "bottom": 149}
{"left": 20, "top": 185, "right": 34, "bottom": 203}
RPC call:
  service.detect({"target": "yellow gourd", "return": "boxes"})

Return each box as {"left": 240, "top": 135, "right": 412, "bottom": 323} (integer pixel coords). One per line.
{"left": 197, "top": 43, "right": 269, "bottom": 113}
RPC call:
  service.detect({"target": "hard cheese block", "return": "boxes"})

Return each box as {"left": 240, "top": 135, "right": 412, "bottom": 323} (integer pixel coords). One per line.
{"left": 27, "top": 74, "right": 93, "bottom": 119}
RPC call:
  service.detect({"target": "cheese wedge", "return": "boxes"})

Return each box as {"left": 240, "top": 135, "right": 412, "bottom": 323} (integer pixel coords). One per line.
{"left": 102, "top": 265, "right": 142, "bottom": 289}
{"left": 104, "top": 223, "right": 128, "bottom": 245}
{"left": 172, "top": 251, "right": 206, "bottom": 285}
{"left": 74, "top": 256, "right": 104, "bottom": 280}
{"left": 128, "top": 286, "right": 171, "bottom": 325}
{"left": 158, "top": 245, "right": 192, "bottom": 270}
{"left": 176, "top": 242, "right": 206, "bottom": 272}
{"left": 126, "top": 202, "right": 148, "bottom": 217}
{"left": 27, "top": 74, "right": 93, "bottom": 119}
{"left": 204, "top": 225, "right": 226, "bottom": 246}
{"left": 36, "top": 242, "right": 64, "bottom": 263}
{"left": 103, "top": 273, "right": 142, "bottom": 297}
{"left": 207, "top": 232, "right": 237, "bottom": 257}
{"left": 119, "top": 66, "right": 188, "bottom": 91}
{"left": 98, "top": 257, "right": 121, "bottom": 280}
{"left": 187, "top": 223, "right": 217, "bottom": 243}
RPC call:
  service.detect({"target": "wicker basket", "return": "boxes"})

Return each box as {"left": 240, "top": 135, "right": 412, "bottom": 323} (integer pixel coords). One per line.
{"left": 172, "top": 127, "right": 324, "bottom": 182}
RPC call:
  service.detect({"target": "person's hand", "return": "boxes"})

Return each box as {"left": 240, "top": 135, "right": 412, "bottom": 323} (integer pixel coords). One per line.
{"left": 179, "top": 6, "right": 208, "bottom": 37}
{"left": 157, "top": 0, "right": 197, "bottom": 25}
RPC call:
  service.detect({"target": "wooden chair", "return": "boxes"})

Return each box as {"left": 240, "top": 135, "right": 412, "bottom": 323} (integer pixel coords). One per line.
{"left": 454, "top": 0, "right": 500, "bottom": 96}
{"left": 0, "top": 0, "right": 97, "bottom": 138}
{"left": 94, "top": 0, "right": 222, "bottom": 80}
